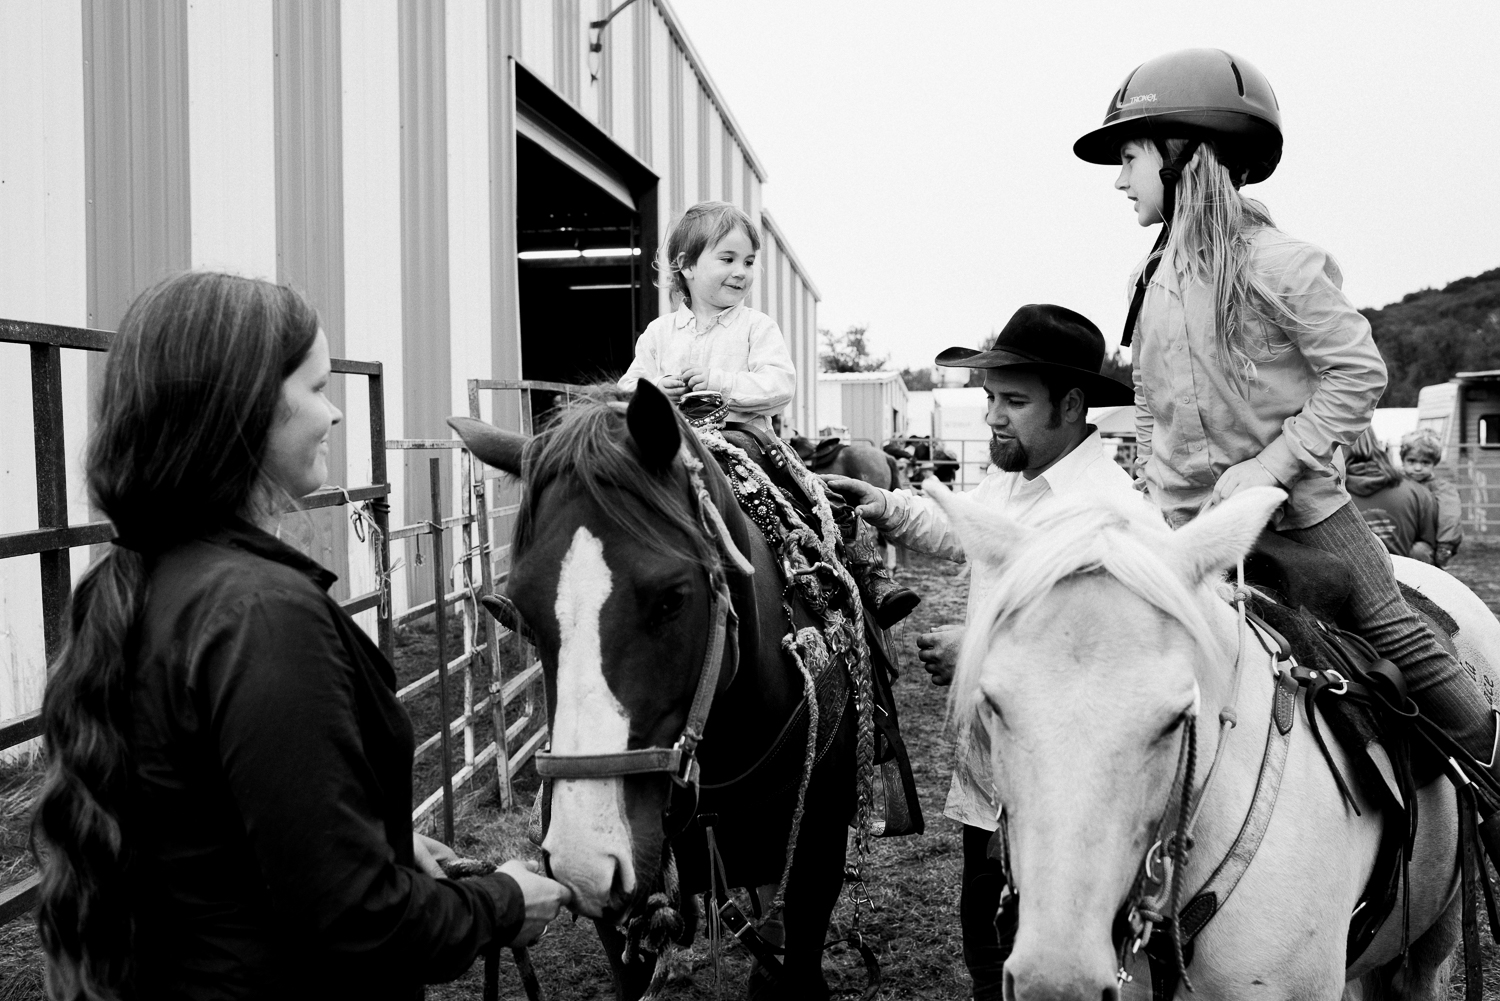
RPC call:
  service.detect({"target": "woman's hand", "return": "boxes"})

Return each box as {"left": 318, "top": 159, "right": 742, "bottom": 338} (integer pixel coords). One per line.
{"left": 681, "top": 367, "right": 710, "bottom": 392}
{"left": 499, "top": 859, "right": 575, "bottom": 946}
{"left": 656, "top": 375, "right": 687, "bottom": 402}
{"left": 413, "top": 832, "right": 457, "bottom": 878}
{"left": 1207, "top": 457, "right": 1283, "bottom": 509}
{"left": 821, "top": 474, "right": 889, "bottom": 521}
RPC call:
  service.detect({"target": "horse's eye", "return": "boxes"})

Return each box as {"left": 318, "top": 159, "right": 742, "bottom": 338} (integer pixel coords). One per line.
{"left": 1157, "top": 715, "right": 1187, "bottom": 742}
{"left": 646, "top": 587, "right": 686, "bottom": 630}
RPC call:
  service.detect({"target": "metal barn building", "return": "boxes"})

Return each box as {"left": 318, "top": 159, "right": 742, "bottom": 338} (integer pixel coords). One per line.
{"left": 816, "top": 371, "right": 910, "bottom": 445}
{"left": 0, "top": 0, "right": 821, "bottom": 731}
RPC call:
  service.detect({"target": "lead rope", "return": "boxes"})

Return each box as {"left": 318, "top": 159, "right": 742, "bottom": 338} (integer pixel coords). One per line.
{"left": 634, "top": 850, "right": 684, "bottom": 1001}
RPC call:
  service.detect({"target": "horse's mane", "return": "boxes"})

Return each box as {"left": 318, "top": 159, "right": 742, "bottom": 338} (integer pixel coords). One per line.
{"left": 512, "top": 384, "right": 721, "bottom": 572}
{"left": 948, "top": 494, "right": 1235, "bottom": 738}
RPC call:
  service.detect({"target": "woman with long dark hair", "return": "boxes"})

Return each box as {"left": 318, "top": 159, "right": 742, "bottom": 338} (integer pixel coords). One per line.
{"left": 32, "top": 272, "right": 569, "bottom": 1000}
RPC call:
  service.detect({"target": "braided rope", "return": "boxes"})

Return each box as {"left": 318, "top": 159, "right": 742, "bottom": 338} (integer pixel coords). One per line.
{"left": 773, "top": 626, "right": 826, "bottom": 915}
{"left": 636, "top": 851, "right": 683, "bottom": 1001}
{"left": 697, "top": 430, "right": 878, "bottom": 850}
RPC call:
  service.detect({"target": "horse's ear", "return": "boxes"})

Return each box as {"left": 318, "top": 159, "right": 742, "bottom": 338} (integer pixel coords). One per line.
{"left": 921, "top": 478, "right": 1034, "bottom": 568}
{"left": 1166, "top": 487, "right": 1287, "bottom": 584}
{"left": 447, "top": 417, "right": 528, "bottom": 476}
{"left": 627, "top": 380, "right": 681, "bottom": 475}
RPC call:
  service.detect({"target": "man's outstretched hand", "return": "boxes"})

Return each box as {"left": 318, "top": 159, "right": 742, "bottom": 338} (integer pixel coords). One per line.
{"left": 822, "top": 474, "right": 889, "bottom": 521}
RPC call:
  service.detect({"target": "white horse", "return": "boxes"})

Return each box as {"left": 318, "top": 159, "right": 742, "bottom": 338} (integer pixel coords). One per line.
{"left": 924, "top": 481, "right": 1500, "bottom": 1001}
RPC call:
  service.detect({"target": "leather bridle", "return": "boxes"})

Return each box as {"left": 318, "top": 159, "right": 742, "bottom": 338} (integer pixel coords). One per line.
{"left": 532, "top": 449, "right": 752, "bottom": 797}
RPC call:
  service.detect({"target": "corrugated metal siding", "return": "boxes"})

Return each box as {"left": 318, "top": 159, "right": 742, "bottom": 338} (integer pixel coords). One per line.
{"left": 2, "top": 0, "right": 822, "bottom": 660}
{"left": 83, "top": 0, "right": 192, "bottom": 333}
{"left": 490, "top": 0, "right": 524, "bottom": 428}
{"left": 399, "top": 0, "right": 453, "bottom": 601}
{"left": 274, "top": 0, "right": 349, "bottom": 594}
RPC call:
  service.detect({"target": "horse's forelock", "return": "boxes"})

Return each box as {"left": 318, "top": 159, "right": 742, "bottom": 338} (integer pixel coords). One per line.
{"left": 513, "top": 385, "right": 717, "bottom": 574}
{"left": 947, "top": 498, "right": 1234, "bottom": 744}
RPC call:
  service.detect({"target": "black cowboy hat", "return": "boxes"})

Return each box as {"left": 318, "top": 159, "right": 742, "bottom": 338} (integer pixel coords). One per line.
{"left": 935, "top": 304, "right": 1134, "bottom": 407}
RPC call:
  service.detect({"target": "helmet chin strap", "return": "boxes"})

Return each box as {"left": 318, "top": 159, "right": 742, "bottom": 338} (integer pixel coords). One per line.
{"left": 1120, "top": 138, "right": 1202, "bottom": 348}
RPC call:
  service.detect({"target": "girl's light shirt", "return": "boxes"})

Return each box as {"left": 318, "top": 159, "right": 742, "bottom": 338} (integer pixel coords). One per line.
{"left": 1132, "top": 228, "right": 1387, "bottom": 531}
{"left": 618, "top": 302, "right": 796, "bottom": 430}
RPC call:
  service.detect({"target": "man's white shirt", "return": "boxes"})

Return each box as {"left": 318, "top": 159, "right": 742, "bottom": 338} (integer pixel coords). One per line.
{"left": 872, "top": 429, "right": 1143, "bottom": 830}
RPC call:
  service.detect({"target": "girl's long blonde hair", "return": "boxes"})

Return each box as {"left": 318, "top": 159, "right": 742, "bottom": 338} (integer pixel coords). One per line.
{"left": 1131, "top": 138, "right": 1326, "bottom": 383}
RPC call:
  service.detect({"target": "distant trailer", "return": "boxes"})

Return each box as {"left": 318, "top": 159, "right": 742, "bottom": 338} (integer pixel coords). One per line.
{"left": 1416, "top": 373, "right": 1500, "bottom": 536}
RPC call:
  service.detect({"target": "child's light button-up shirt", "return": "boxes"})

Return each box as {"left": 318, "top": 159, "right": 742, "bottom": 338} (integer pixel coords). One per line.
{"left": 618, "top": 302, "right": 797, "bottom": 429}
{"left": 1132, "top": 228, "right": 1387, "bottom": 531}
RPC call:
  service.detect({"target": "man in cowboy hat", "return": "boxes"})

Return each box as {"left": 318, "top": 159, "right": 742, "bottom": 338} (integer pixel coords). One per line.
{"left": 824, "top": 303, "right": 1141, "bottom": 1000}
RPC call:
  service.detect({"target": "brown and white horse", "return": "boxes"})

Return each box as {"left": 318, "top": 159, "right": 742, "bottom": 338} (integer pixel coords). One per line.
{"left": 452, "top": 382, "right": 858, "bottom": 1000}
{"left": 926, "top": 481, "right": 1499, "bottom": 1001}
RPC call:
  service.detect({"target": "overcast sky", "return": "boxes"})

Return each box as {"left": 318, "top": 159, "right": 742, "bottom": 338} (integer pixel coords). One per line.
{"left": 669, "top": 0, "right": 1500, "bottom": 371}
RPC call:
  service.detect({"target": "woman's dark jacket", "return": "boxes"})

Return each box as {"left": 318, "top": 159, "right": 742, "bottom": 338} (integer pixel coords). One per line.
{"left": 124, "top": 522, "right": 523, "bottom": 1000}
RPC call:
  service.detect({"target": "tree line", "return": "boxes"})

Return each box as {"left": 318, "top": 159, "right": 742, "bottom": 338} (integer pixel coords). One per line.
{"left": 825, "top": 266, "right": 1500, "bottom": 407}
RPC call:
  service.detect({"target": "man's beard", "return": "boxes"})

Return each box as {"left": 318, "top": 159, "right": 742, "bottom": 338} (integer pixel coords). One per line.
{"left": 989, "top": 404, "right": 1063, "bottom": 472}
{"left": 989, "top": 435, "right": 1030, "bottom": 472}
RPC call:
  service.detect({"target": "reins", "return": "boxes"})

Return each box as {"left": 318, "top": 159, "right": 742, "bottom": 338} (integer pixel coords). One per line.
{"left": 531, "top": 450, "right": 749, "bottom": 793}
{"left": 979, "top": 556, "right": 1298, "bottom": 997}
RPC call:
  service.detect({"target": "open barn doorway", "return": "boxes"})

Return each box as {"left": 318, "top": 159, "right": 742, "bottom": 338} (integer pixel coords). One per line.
{"left": 512, "top": 69, "right": 660, "bottom": 417}
{"left": 516, "top": 135, "right": 642, "bottom": 387}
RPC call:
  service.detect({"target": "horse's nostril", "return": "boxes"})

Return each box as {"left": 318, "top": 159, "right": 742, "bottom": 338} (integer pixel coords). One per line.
{"left": 1101, "top": 987, "right": 1119, "bottom": 1001}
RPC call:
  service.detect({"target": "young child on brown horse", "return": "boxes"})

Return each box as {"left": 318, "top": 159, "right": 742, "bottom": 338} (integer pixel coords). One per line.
{"left": 619, "top": 201, "right": 918, "bottom": 627}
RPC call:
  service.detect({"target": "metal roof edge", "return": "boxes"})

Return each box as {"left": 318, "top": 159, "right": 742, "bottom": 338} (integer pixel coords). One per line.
{"left": 760, "top": 208, "right": 822, "bottom": 301}
{"left": 651, "top": 0, "right": 770, "bottom": 183}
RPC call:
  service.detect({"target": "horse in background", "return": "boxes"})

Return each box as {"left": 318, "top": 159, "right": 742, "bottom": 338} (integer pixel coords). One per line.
{"left": 901, "top": 435, "right": 958, "bottom": 486}
{"left": 451, "top": 383, "right": 858, "bottom": 1001}
{"left": 925, "top": 480, "right": 1496, "bottom": 1001}
{"left": 789, "top": 434, "right": 901, "bottom": 490}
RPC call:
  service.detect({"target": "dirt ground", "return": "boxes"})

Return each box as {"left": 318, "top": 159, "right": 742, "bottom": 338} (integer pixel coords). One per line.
{"left": 7, "top": 544, "right": 1500, "bottom": 999}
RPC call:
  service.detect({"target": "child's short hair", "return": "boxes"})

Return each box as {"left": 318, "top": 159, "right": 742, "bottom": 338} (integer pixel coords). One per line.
{"left": 660, "top": 201, "right": 760, "bottom": 303}
{"left": 1400, "top": 429, "right": 1444, "bottom": 464}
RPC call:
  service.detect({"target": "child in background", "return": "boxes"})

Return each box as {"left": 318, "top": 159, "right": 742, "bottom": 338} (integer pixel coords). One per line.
{"left": 620, "top": 201, "right": 918, "bottom": 626}
{"left": 1346, "top": 429, "right": 1439, "bottom": 563}
{"left": 1075, "top": 48, "right": 1500, "bottom": 863}
{"left": 1402, "top": 429, "right": 1464, "bottom": 567}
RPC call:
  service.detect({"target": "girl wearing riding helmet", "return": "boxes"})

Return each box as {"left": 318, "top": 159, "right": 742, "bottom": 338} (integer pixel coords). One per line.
{"left": 1075, "top": 49, "right": 1500, "bottom": 858}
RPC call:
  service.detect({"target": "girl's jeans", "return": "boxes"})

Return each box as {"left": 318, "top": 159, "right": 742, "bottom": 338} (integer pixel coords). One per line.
{"left": 1279, "top": 501, "right": 1495, "bottom": 759}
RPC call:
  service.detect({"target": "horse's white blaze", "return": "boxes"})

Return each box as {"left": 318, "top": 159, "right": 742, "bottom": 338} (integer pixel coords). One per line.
{"left": 540, "top": 527, "right": 636, "bottom": 914}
